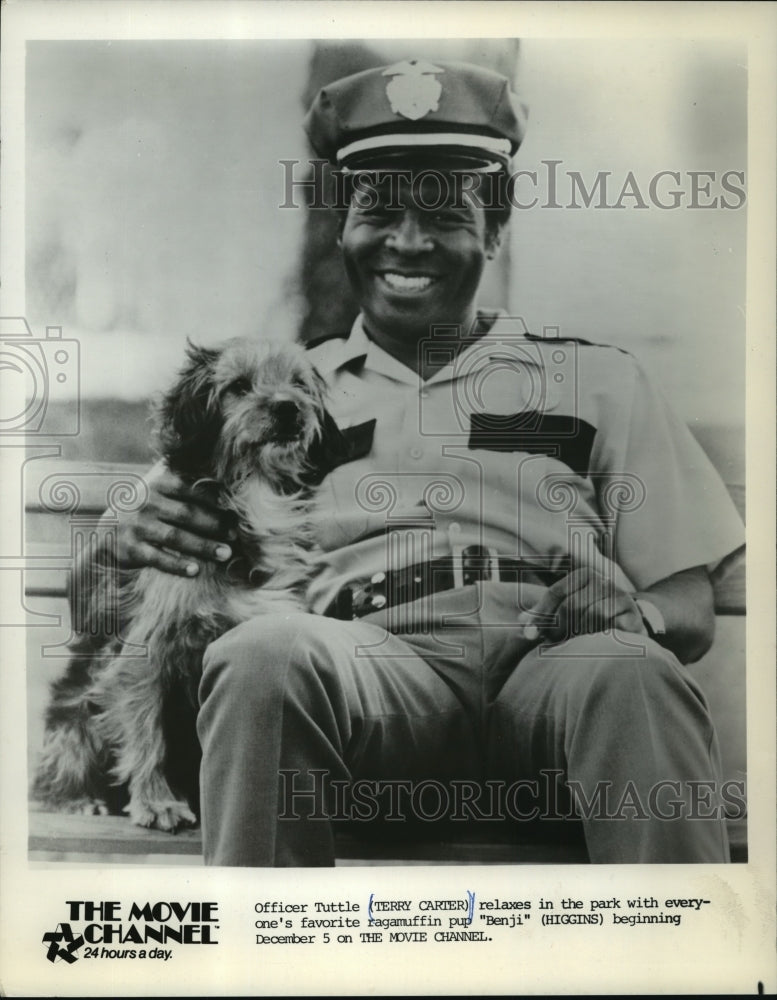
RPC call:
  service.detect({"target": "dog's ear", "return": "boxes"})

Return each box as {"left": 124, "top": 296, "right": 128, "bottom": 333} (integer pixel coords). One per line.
{"left": 183, "top": 339, "right": 221, "bottom": 371}
{"left": 155, "top": 340, "right": 223, "bottom": 479}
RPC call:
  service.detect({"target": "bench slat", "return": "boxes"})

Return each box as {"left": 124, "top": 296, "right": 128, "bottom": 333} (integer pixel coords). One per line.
{"left": 29, "top": 809, "right": 202, "bottom": 856}
{"left": 25, "top": 461, "right": 148, "bottom": 513}
{"left": 26, "top": 811, "right": 747, "bottom": 864}
{"left": 28, "top": 810, "right": 589, "bottom": 864}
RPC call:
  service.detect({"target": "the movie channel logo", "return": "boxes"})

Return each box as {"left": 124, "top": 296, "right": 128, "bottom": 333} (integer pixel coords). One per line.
{"left": 41, "top": 900, "right": 219, "bottom": 964}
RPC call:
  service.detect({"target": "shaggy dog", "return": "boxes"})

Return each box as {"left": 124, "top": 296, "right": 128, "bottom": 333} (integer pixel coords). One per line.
{"left": 33, "top": 336, "right": 330, "bottom": 831}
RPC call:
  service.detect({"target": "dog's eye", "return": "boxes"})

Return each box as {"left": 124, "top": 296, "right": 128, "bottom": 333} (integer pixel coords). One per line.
{"left": 227, "top": 377, "right": 252, "bottom": 396}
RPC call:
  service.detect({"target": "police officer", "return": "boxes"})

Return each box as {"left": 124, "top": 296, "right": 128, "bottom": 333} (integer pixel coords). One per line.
{"left": 110, "top": 60, "right": 745, "bottom": 865}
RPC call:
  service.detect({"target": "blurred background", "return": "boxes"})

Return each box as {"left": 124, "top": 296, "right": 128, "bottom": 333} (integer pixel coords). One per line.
{"left": 25, "top": 38, "right": 746, "bottom": 479}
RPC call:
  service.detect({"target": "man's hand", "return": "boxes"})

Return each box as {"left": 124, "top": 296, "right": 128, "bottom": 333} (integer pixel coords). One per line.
{"left": 516, "top": 564, "right": 716, "bottom": 664}
{"left": 112, "top": 462, "right": 236, "bottom": 577}
{"left": 516, "top": 566, "right": 647, "bottom": 644}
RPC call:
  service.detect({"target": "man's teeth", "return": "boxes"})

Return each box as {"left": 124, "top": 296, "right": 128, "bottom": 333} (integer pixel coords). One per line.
{"left": 382, "top": 272, "right": 434, "bottom": 291}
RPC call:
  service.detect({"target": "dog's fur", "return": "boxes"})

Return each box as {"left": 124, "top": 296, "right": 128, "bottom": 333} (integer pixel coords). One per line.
{"left": 33, "top": 336, "right": 329, "bottom": 831}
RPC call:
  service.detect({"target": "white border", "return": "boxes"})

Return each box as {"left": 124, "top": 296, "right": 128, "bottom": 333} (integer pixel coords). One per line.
{"left": 1, "top": 3, "right": 775, "bottom": 996}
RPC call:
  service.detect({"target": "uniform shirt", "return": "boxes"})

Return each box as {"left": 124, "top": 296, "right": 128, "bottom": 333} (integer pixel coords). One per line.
{"left": 306, "top": 313, "right": 745, "bottom": 616}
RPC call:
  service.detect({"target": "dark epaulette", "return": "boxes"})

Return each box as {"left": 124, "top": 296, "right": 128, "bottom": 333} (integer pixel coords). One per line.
{"left": 523, "top": 331, "right": 595, "bottom": 346}
{"left": 523, "top": 331, "right": 631, "bottom": 355}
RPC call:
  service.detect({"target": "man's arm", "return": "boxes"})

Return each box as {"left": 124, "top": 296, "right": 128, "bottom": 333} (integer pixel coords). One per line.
{"left": 516, "top": 564, "right": 715, "bottom": 665}
{"left": 634, "top": 565, "right": 715, "bottom": 664}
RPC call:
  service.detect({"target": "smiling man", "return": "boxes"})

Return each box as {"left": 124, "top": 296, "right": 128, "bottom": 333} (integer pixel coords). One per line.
{"left": 104, "top": 60, "right": 745, "bottom": 866}
{"left": 337, "top": 170, "right": 501, "bottom": 376}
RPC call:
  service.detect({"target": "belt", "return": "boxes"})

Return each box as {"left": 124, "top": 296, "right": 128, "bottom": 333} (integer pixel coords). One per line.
{"left": 324, "top": 545, "right": 561, "bottom": 621}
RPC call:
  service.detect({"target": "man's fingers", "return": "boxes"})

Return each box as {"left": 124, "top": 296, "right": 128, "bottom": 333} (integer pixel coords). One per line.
{"left": 140, "top": 520, "right": 233, "bottom": 564}
{"left": 541, "top": 567, "right": 591, "bottom": 602}
{"left": 519, "top": 584, "right": 646, "bottom": 643}
{"left": 153, "top": 494, "right": 233, "bottom": 541}
{"left": 612, "top": 604, "right": 647, "bottom": 636}
{"left": 114, "top": 464, "right": 239, "bottom": 574}
{"left": 544, "top": 594, "right": 608, "bottom": 641}
{"left": 578, "top": 593, "right": 644, "bottom": 636}
{"left": 516, "top": 569, "right": 592, "bottom": 636}
{"left": 156, "top": 469, "right": 222, "bottom": 509}
{"left": 127, "top": 541, "right": 201, "bottom": 578}
{"left": 533, "top": 594, "right": 574, "bottom": 643}
{"left": 145, "top": 466, "right": 236, "bottom": 540}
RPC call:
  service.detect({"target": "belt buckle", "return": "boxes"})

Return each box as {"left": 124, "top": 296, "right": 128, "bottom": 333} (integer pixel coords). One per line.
{"left": 447, "top": 524, "right": 501, "bottom": 586}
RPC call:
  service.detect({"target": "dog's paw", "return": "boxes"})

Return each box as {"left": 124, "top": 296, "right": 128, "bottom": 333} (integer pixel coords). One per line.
{"left": 127, "top": 798, "right": 197, "bottom": 833}
{"left": 74, "top": 798, "right": 110, "bottom": 816}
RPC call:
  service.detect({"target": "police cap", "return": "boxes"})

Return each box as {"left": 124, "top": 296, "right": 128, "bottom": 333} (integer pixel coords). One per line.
{"left": 304, "top": 59, "right": 528, "bottom": 172}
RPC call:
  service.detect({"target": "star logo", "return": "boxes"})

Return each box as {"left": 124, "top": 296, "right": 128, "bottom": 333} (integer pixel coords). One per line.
{"left": 383, "top": 60, "right": 444, "bottom": 121}
{"left": 42, "top": 922, "right": 84, "bottom": 964}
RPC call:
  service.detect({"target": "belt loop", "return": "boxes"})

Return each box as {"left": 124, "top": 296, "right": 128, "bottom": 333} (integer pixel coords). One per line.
{"left": 448, "top": 522, "right": 464, "bottom": 589}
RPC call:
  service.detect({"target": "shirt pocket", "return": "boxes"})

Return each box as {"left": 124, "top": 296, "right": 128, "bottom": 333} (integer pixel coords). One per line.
{"left": 468, "top": 410, "right": 597, "bottom": 478}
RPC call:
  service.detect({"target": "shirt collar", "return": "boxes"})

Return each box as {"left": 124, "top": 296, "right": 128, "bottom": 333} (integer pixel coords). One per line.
{"left": 317, "top": 311, "right": 541, "bottom": 383}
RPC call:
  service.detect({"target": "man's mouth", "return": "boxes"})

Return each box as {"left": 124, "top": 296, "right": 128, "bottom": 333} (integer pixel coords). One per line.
{"left": 379, "top": 271, "right": 437, "bottom": 293}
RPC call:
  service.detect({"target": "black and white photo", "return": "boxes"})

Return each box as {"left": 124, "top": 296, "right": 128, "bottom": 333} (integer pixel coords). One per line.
{"left": 1, "top": 2, "right": 774, "bottom": 995}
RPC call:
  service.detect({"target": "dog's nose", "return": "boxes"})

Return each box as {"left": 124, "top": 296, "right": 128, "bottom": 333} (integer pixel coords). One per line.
{"left": 271, "top": 399, "right": 301, "bottom": 429}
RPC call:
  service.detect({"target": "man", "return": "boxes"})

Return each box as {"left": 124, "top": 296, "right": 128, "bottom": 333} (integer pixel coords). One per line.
{"left": 106, "top": 60, "right": 745, "bottom": 865}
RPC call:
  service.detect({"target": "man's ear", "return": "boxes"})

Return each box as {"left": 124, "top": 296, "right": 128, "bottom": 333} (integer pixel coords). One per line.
{"left": 485, "top": 226, "right": 504, "bottom": 259}
{"left": 332, "top": 205, "right": 348, "bottom": 247}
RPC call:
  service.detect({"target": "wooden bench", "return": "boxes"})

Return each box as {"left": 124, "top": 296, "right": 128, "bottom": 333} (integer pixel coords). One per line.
{"left": 24, "top": 459, "right": 746, "bottom": 864}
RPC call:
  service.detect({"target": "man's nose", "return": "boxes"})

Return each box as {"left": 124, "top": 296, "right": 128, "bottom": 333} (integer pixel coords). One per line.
{"left": 385, "top": 213, "right": 433, "bottom": 253}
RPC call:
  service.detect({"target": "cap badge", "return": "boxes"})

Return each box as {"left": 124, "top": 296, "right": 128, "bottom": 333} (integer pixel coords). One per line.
{"left": 382, "top": 60, "right": 444, "bottom": 121}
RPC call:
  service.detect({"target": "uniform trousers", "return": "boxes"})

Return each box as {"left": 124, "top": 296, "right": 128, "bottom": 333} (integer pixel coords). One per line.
{"left": 197, "top": 583, "right": 729, "bottom": 866}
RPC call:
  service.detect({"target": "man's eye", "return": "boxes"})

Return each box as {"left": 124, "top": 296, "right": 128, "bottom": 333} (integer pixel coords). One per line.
{"left": 430, "top": 208, "right": 464, "bottom": 224}
{"left": 351, "top": 191, "right": 374, "bottom": 208}
{"left": 227, "top": 377, "right": 252, "bottom": 396}
{"left": 354, "top": 202, "right": 392, "bottom": 218}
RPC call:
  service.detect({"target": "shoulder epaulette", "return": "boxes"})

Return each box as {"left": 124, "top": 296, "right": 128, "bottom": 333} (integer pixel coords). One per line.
{"left": 523, "top": 331, "right": 631, "bottom": 355}
{"left": 523, "top": 331, "right": 595, "bottom": 346}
